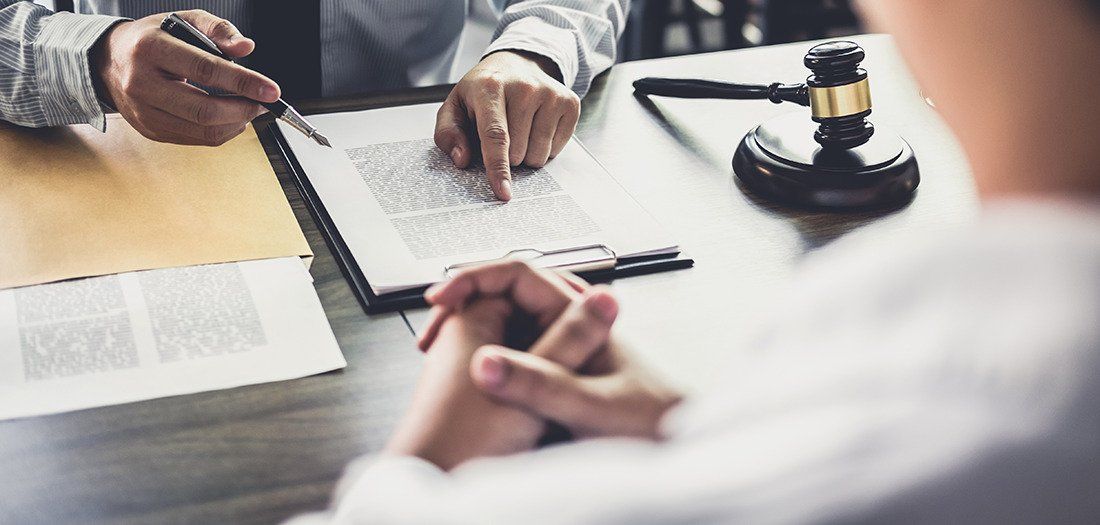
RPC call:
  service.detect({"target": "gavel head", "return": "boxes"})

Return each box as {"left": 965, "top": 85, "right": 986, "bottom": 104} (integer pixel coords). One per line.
{"left": 804, "top": 41, "right": 874, "bottom": 149}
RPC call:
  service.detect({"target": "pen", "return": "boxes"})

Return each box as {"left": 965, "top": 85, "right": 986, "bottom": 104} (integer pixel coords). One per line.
{"left": 159, "top": 13, "right": 331, "bottom": 148}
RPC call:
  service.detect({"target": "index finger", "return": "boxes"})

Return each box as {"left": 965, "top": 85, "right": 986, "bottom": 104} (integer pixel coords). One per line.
{"left": 154, "top": 36, "right": 279, "bottom": 103}
{"left": 472, "top": 95, "right": 513, "bottom": 200}
{"left": 426, "top": 261, "right": 581, "bottom": 327}
{"left": 144, "top": 80, "right": 264, "bottom": 126}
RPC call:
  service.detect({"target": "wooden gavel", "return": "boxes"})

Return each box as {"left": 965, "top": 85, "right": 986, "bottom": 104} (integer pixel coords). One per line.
{"left": 632, "top": 41, "right": 919, "bottom": 210}
{"left": 634, "top": 41, "right": 875, "bottom": 149}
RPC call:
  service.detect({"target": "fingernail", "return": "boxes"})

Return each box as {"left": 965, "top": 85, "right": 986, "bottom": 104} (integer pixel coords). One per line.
{"left": 424, "top": 282, "right": 444, "bottom": 301}
{"left": 450, "top": 147, "right": 461, "bottom": 163}
{"left": 259, "top": 85, "right": 277, "bottom": 101}
{"left": 499, "top": 179, "right": 513, "bottom": 200}
{"left": 584, "top": 291, "right": 618, "bottom": 323}
{"left": 478, "top": 353, "right": 510, "bottom": 389}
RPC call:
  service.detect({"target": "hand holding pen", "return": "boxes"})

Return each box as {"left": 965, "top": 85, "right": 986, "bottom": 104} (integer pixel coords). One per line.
{"left": 91, "top": 10, "right": 328, "bottom": 147}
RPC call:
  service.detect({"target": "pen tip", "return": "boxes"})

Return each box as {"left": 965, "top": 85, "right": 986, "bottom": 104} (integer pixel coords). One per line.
{"left": 314, "top": 132, "right": 332, "bottom": 148}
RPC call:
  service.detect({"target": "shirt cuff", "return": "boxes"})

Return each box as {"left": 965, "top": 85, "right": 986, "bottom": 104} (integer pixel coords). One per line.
{"left": 34, "top": 12, "right": 127, "bottom": 131}
{"left": 484, "top": 17, "right": 580, "bottom": 93}
{"left": 331, "top": 454, "right": 449, "bottom": 521}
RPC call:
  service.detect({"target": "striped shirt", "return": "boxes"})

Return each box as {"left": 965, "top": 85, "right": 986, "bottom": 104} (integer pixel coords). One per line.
{"left": 0, "top": 0, "right": 627, "bottom": 130}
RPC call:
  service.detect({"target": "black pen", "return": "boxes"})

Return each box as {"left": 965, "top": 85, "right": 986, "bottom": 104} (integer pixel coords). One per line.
{"left": 159, "top": 13, "right": 331, "bottom": 147}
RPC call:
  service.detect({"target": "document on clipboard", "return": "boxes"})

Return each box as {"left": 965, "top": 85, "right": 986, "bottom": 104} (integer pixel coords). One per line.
{"left": 276, "top": 103, "right": 683, "bottom": 299}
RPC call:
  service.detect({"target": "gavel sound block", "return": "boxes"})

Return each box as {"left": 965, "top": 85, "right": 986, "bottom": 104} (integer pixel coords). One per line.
{"left": 634, "top": 41, "right": 920, "bottom": 210}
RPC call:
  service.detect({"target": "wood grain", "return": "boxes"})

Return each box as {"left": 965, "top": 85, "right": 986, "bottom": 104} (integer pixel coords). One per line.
{"left": 0, "top": 35, "right": 977, "bottom": 524}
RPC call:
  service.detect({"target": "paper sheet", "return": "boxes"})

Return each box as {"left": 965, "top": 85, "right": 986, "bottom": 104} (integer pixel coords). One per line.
{"left": 279, "top": 103, "right": 677, "bottom": 294}
{"left": 0, "top": 257, "right": 345, "bottom": 420}
{"left": 0, "top": 116, "right": 312, "bottom": 290}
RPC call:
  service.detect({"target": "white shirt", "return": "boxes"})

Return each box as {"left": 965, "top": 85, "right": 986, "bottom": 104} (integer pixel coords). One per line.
{"left": 0, "top": 0, "right": 627, "bottom": 129}
{"left": 297, "top": 199, "right": 1100, "bottom": 524}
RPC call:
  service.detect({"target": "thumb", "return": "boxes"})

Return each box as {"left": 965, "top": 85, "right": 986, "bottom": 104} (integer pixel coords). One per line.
{"left": 177, "top": 9, "right": 254, "bottom": 58}
{"left": 434, "top": 95, "right": 472, "bottom": 169}
{"left": 471, "top": 345, "right": 601, "bottom": 428}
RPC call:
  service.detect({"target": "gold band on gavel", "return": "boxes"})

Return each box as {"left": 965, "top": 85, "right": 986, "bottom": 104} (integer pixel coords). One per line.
{"left": 808, "top": 78, "right": 872, "bottom": 118}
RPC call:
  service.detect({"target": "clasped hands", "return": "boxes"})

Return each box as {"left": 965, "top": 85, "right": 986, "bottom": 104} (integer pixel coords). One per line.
{"left": 383, "top": 261, "right": 682, "bottom": 470}
{"left": 91, "top": 10, "right": 578, "bottom": 199}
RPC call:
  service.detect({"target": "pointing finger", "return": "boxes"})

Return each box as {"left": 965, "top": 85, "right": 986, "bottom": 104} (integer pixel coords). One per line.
{"left": 472, "top": 92, "right": 513, "bottom": 200}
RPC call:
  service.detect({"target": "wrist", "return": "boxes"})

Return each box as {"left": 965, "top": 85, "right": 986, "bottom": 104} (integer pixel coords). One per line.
{"left": 90, "top": 22, "right": 125, "bottom": 108}
{"left": 484, "top": 49, "right": 563, "bottom": 83}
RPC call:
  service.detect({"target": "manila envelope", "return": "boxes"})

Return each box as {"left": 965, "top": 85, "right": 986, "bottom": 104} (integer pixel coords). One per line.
{"left": 0, "top": 115, "right": 311, "bottom": 289}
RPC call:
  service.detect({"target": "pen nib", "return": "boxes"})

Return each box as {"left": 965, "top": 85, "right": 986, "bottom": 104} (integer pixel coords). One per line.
{"left": 312, "top": 131, "right": 332, "bottom": 148}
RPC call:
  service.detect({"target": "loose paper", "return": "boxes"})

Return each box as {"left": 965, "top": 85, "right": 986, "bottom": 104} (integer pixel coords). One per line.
{"left": 0, "top": 257, "right": 345, "bottom": 420}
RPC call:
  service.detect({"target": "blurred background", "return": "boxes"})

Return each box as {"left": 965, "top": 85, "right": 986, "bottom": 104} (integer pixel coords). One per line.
{"left": 460, "top": 0, "right": 864, "bottom": 79}
{"left": 461, "top": 0, "right": 864, "bottom": 64}
{"left": 620, "top": 0, "right": 863, "bottom": 60}
{"left": 42, "top": 0, "right": 865, "bottom": 80}
{"left": 465, "top": 0, "right": 864, "bottom": 78}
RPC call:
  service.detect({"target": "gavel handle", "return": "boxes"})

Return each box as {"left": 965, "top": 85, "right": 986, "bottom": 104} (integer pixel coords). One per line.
{"left": 632, "top": 77, "right": 810, "bottom": 106}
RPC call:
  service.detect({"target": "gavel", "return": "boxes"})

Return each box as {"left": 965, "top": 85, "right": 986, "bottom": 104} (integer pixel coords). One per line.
{"left": 634, "top": 41, "right": 919, "bottom": 210}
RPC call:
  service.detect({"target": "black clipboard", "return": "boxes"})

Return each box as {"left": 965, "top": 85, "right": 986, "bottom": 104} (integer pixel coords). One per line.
{"left": 267, "top": 121, "right": 694, "bottom": 315}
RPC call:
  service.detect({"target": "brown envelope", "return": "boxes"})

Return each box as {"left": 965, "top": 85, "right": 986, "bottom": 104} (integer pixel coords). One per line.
{"left": 0, "top": 115, "right": 312, "bottom": 290}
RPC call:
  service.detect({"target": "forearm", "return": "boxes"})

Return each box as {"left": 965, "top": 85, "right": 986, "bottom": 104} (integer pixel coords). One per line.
{"left": 487, "top": 0, "right": 630, "bottom": 97}
{"left": 0, "top": 1, "right": 124, "bottom": 129}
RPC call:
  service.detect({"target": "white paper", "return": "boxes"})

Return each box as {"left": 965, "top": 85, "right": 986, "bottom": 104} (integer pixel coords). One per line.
{"left": 0, "top": 257, "right": 346, "bottom": 420}
{"left": 280, "top": 103, "right": 677, "bottom": 294}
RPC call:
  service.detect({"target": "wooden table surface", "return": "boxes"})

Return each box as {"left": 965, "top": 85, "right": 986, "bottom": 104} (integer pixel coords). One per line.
{"left": 0, "top": 35, "right": 977, "bottom": 524}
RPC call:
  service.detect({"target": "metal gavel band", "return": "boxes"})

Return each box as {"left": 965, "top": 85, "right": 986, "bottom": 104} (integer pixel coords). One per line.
{"left": 808, "top": 78, "right": 872, "bottom": 118}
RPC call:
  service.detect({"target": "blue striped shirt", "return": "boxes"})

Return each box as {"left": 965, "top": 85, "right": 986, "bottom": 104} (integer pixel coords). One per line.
{"left": 0, "top": 0, "right": 627, "bottom": 130}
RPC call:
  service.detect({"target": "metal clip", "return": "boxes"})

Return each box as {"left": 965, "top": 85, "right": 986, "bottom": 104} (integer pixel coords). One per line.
{"left": 443, "top": 244, "right": 617, "bottom": 278}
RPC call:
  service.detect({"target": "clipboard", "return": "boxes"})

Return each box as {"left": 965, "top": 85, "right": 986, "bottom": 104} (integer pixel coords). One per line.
{"left": 267, "top": 121, "right": 694, "bottom": 314}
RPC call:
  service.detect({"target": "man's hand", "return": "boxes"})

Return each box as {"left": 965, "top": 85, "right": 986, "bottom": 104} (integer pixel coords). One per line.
{"left": 418, "top": 261, "right": 682, "bottom": 441}
{"left": 384, "top": 298, "right": 543, "bottom": 470}
{"left": 434, "top": 51, "right": 581, "bottom": 201}
{"left": 470, "top": 338, "right": 683, "bottom": 441}
{"left": 91, "top": 10, "right": 280, "bottom": 146}
{"left": 386, "top": 286, "right": 619, "bottom": 470}
{"left": 417, "top": 260, "right": 590, "bottom": 352}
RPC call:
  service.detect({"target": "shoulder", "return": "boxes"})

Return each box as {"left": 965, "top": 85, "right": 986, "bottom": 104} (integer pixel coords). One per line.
{"left": 793, "top": 198, "right": 1100, "bottom": 330}
{"left": 670, "top": 199, "right": 1100, "bottom": 522}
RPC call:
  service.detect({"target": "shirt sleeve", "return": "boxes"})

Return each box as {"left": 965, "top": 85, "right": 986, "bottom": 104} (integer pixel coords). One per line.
{"left": 484, "top": 0, "right": 629, "bottom": 97}
{"left": 309, "top": 376, "right": 1100, "bottom": 525}
{"left": 303, "top": 440, "right": 686, "bottom": 525}
{"left": 297, "top": 203, "right": 1100, "bottom": 525}
{"left": 0, "top": 1, "right": 125, "bottom": 130}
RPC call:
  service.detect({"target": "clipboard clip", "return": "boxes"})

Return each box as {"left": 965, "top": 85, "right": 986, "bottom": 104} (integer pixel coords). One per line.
{"left": 444, "top": 244, "right": 617, "bottom": 278}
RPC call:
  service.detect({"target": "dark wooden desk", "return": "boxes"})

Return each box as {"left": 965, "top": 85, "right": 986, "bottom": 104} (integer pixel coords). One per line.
{"left": 0, "top": 35, "right": 976, "bottom": 524}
